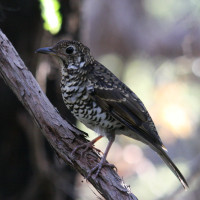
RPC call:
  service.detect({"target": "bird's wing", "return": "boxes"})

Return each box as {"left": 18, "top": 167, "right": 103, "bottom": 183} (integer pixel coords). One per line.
{"left": 87, "top": 61, "right": 163, "bottom": 146}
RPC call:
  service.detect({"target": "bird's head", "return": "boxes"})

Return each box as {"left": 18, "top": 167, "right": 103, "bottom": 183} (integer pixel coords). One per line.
{"left": 36, "top": 40, "right": 93, "bottom": 67}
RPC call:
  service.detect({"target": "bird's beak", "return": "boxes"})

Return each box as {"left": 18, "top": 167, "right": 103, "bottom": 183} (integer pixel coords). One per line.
{"left": 35, "top": 47, "right": 56, "bottom": 55}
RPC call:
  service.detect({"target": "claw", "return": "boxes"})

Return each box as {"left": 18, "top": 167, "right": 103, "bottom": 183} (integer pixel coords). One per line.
{"left": 72, "top": 135, "right": 116, "bottom": 180}
{"left": 71, "top": 142, "right": 93, "bottom": 158}
{"left": 87, "top": 160, "right": 116, "bottom": 179}
{"left": 86, "top": 136, "right": 116, "bottom": 179}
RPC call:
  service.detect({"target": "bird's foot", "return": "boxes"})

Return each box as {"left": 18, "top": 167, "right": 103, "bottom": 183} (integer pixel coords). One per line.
{"left": 71, "top": 141, "right": 102, "bottom": 158}
{"left": 87, "top": 159, "right": 116, "bottom": 179}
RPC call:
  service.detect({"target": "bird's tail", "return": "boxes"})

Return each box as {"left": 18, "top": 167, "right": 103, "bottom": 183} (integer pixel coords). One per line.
{"left": 151, "top": 144, "right": 189, "bottom": 190}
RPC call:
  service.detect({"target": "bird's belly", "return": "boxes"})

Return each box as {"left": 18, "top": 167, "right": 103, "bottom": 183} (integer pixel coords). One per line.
{"left": 62, "top": 87, "right": 123, "bottom": 133}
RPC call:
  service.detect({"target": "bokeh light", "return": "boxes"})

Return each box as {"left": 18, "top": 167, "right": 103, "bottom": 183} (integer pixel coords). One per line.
{"left": 40, "top": 0, "right": 62, "bottom": 34}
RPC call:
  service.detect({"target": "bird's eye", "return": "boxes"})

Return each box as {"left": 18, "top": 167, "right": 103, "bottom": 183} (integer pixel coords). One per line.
{"left": 66, "top": 46, "right": 74, "bottom": 54}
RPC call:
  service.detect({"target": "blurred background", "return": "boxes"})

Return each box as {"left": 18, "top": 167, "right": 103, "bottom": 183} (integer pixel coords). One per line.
{"left": 0, "top": 0, "right": 200, "bottom": 199}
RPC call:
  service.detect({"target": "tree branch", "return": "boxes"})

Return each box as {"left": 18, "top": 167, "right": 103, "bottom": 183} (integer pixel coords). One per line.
{"left": 0, "top": 29, "right": 138, "bottom": 200}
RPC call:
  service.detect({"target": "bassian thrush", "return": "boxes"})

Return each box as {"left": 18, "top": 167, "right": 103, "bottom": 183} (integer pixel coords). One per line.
{"left": 36, "top": 40, "right": 188, "bottom": 189}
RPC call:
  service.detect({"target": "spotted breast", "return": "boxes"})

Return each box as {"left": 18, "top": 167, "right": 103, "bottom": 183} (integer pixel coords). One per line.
{"left": 60, "top": 63, "right": 123, "bottom": 135}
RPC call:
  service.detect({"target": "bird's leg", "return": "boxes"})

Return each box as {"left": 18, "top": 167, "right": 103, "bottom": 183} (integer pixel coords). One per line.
{"left": 87, "top": 135, "right": 116, "bottom": 179}
{"left": 71, "top": 135, "right": 103, "bottom": 157}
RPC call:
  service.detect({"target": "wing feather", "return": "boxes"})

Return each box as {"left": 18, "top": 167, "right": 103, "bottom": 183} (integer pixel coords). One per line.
{"left": 87, "top": 62, "right": 163, "bottom": 146}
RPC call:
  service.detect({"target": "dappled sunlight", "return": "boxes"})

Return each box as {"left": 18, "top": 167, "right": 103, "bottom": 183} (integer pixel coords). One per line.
{"left": 153, "top": 82, "right": 193, "bottom": 140}
{"left": 162, "top": 104, "right": 191, "bottom": 138}
{"left": 123, "top": 144, "right": 143, "bottom": 164}
{"left": 39, "top": 0, "right": 62, "bottom": 34}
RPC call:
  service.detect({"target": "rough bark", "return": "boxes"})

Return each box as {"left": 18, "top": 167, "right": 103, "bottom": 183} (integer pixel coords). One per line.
{"left": 0, "top": 29, "right": 138, "bottom": 200}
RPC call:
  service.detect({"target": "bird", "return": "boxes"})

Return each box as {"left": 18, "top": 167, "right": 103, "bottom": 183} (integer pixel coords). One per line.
{"left": 36, "top": 40, "right": 188, "bottom": 189}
